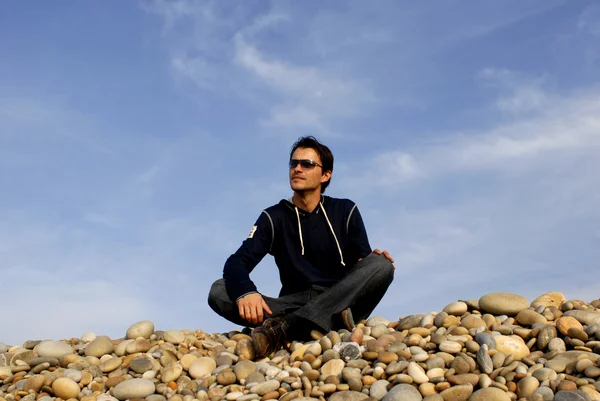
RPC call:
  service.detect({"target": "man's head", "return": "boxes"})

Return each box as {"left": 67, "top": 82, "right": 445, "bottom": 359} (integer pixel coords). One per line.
{"left": 289, "top": 136, "right": 334, "bottom": 194}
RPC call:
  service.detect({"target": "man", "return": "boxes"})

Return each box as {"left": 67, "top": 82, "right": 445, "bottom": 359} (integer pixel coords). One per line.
{"left": 208, "top": 136, "right": 395, "bottom": 358}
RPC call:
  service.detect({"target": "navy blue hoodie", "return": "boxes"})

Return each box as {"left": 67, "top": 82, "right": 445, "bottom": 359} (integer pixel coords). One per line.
{"left": 223, "top": 195, "right": 372, "bottom": 301}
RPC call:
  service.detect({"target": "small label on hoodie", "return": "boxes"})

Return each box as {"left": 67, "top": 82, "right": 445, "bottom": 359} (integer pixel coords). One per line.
{"left": 248, "top": 225, "right": 257, "bottom": 239}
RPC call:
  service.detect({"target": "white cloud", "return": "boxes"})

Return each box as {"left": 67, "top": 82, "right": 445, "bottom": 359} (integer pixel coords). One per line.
{"left": 232, "top": 34, "right": 375, "bottom": 132}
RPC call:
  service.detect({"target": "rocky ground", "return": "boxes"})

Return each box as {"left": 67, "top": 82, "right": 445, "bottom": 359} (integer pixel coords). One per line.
{"left": 1, "top": 292, "right": 600, "bottom": 401}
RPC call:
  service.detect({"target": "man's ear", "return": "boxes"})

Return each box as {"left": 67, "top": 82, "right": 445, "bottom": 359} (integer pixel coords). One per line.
{"left": 321, "top": 170, "right": 332, "bottom": 184}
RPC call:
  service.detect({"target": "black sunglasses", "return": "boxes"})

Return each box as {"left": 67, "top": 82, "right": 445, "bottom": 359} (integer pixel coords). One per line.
{"left": 289, "top": 159, "right": 323, "bottom": 170}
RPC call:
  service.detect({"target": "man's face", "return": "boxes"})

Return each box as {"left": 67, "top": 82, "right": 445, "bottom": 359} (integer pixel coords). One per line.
{"left": 289, "top": 147, "right": 331, "bottom": 193}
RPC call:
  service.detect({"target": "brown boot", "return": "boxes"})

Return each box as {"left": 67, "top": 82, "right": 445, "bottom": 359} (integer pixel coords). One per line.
{"left": 340, "top": 308, "right": 355, "bottom": 331}
{"left": 251, "top": 317, "right": 289, "bottom": 358}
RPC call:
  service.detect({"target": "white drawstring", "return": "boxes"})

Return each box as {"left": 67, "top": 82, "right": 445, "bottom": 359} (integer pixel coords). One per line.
{"left": 320, "top": 201, "right": 346, "bottom": 266}
{"left": 295, "top": 206, "right": 305, "bottom": 255}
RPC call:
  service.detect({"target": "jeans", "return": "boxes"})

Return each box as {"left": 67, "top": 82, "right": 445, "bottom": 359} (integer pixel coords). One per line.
{"left": 208, "top": 253, "right": 394, "bottom": 332}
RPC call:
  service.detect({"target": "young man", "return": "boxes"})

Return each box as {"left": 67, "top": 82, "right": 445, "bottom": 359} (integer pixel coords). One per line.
{"left": 208, "top": 136, "right": 395, "bottom": 358}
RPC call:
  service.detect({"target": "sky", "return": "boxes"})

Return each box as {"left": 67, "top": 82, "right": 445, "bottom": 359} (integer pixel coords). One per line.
{"left": 1, "top": 0, "right": 599, "bottom": 345}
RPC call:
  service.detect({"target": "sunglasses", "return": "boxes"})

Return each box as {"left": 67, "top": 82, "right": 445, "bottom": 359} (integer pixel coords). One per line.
{"left": 289, "top": 159, "right": 323, "bottom": 170}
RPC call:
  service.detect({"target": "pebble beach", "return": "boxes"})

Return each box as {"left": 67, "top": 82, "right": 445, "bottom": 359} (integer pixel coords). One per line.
{"left": 2, "top": 291, "right": 600, "bottom": 401}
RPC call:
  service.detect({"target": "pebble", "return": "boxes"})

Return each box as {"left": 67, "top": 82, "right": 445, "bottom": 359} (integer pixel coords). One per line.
{"left": 52, "top": 377, "right": 80, "bottom": 400}
{"left": 407, "top": 362, "right": 429, "bottom": 384}
{"left": 383, "top": 383, "right": 422, "bottom": 401}
{"left": 111, "top": 378, "right": 156, "bottom": 400}
{"left": 531, "top": 292, "right": 566, "bottom": 308}
{"left": 443, "top": 301, "right": 468, "bottom": 316}
{"left": 469, "top": 387, "right": 511, "bottom": 401}
{"left": 494, "top": 335, "right": 530, "bottom": 359}
{"left": 126, "top": 320, "right": 155, "bottom": 339}
{"left": 163, "top": 330, "right": 185, "bottom": 344}
{"left": 34, "top": 340, "right": 74, "bottom": 358}
{"left": 479, "top": 292, "right": 529, "bottom": 315}
{"left": 189, "top": 357, "right": 216, "bottom": 379}
{"left": 85, "top": 336, "right": 114, "bottom": 357}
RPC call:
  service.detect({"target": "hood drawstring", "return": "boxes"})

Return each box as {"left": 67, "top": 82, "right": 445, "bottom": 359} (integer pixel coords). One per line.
{"left": 320, "top": 201, "right": 345, "bottom": 266}
{"left": 295, "top": 206, "right": 305, "bottom": 255}
{"left": 294, "top": 201, "right": 345, "bottom": 266}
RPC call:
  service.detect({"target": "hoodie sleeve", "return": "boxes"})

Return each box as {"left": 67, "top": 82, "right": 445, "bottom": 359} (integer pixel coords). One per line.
{"left": 346, "top": 204, "right": 372, "bottom": 263}
{"left": 223, "top": 210, "right": 274, "bottom": 301}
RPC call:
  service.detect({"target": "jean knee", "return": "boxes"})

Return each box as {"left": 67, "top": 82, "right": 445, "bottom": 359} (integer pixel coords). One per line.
{"left": 208, "top": 279, "right": 226, "bottom": 312}
{"left": 368, "top": 254, "right": 395, "bottom": 280}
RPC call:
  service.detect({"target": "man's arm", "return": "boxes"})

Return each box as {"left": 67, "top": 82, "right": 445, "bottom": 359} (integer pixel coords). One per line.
{"left": 347, "top": 204, "right": 396, "bottom": 266}
{"left": 346, "top": 204, "right": 372, "bottom": 262}
{"left": 223, "top": 211, "right": 274, "bottom": 325}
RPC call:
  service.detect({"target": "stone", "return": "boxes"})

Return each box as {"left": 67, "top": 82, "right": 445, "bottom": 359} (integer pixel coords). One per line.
{"left": 563, "top": 310, "right": 600, "bottom": 326}
{"left": 329, "top": 391, "right": 369, "bottom": 401}
{"left": 126, "top": 338, "right": 151, "bottom": 354}
{"left": 217, "top": 370, "right": 237, "bottom": 385}
{"left": 475, "top": 332, "right": 496, "bottom": 350}
{"left": 397, "top": 315, "right": 423, "bottom": 331}
{"left": 111, "top": 378, "right": 156, "bottom": 400}
{"left": 494, "top": 335, "right": 530, "bottom": 359}
{"left": 516, "top": 376, "right": 539, "bottom": 398}
{"left": 461, "top": 315, "right": 486, "bottom": 329}
{"left": 366, "top": 317, "right": 391, "bottom": 327}
{"left": 233, "top": 360, "right": 256, "bottom": 381}
{"left": 163, "top": 330, "right": 185, "bottom": 344}
{"left": 370, "top": 380, "right": 389, "bottom": 400}
{"left": 443, "top": 302, "right": 468, "bottom": 316}
{"left": 531, "top": 292, "right": 566, "bottom": 308}
{"left": 516, "top": 309, "right": 547, "bottom": 326}
{"left": 23, "top": 375, "right": 45, "bottom": 393}
{"left": 161, "top": 362, "right": 183, "bottom": 383}
{"left": 52, "top": 377, "right": 80, "bottom": 400}
{"left": 439, "top": 341, "right": 462, "bottom": 354}
{"left": 35, "top": 340, "right": 74, "bottom": 358}
{"left": 235, "top": 339, "right": 255, "bottom": 360}
{"left": 439, "top": 383, "right": 473, "bottom": 400}
{"left": 537, "top": 325, "right": 557, "bottom": 350}
{"left": 476, "top": 344, "right": 493, "bottom": 374}
{"left": 407, "top": 361, "right": 429, "bottom": 384}
{"left": 189, "top": 357, "right": 216, "bottom": 379}
{"left": 469, "top": 387, "right": 511, "bottom": 401}
{"left": 81, "top": 332, "right": 97, "bottom": 342}
{"left": 126, "top": 320, "right": 154, "bottom": 339}
{"left": 100, "top": 357, "right": 122, "bottom": 373}
{"left": 447, "top": 374, "right": 479, "bottom": 387}
{"left": 553, "top": 391, "right": 591, "bottom": 401}
{"left": 85, "top": 336, "right": 114, "bottom": 357}
{"left": 556, "top": 316, "right": 584, "bottom": 336}
{"left": 321, "top": 359, "right": 345, "bottom": 377}
{"left": 250, "top": 379, "right": 280, "bottom": 396}
{"left": 479, "top": 292, "right": 529, "bottom": 316}
{"left": 532, "top": 386, "right": 555, "bottom": 401}
{"left": 130, "top": 357, "right": 153, "bottom": 373}
{"left": 383, "top": 383, "right": 423, "bottom": 401}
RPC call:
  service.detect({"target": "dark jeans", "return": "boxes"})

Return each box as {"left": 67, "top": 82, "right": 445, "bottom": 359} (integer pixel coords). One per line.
{"left": 208, "top": 253, "right": 394, "bottom": 333}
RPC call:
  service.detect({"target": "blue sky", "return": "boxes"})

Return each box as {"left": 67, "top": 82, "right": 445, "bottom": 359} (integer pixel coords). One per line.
{"left": 1, "top": 1, "right": 599, "bottom": 345}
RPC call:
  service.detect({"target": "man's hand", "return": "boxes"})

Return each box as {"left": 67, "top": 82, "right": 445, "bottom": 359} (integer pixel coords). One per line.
{"left": 359, "top": 248, "right": 396, "bottom": 269}
{"left": 237, "top": 293, "right": 273, "bottom": 326}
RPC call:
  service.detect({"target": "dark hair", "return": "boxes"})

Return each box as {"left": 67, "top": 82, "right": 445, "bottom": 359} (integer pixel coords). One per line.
{"left": 290, "top": 136, "right": 334, "bottom": 193}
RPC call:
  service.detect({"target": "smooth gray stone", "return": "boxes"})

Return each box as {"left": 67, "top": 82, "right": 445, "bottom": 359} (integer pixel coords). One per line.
{"left": 475, "top": 332, "right": 496, "bottom": 349}
{"left": 477, "top": 344, "right": 493, "bottom": 374}
{"left": 383, "top": 383, "right": 423, "bottom": 401}
{"left": 533, "top": 386, "right": 555, "bottom": 401}
{"left": 554, "top": 390, "right": 592, "bottom": 401}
